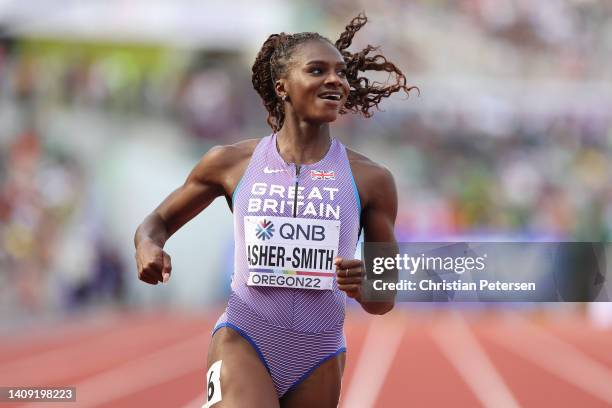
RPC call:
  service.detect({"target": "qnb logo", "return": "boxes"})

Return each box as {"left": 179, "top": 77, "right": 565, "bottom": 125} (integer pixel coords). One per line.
{"left": 256, "top": 219, "right": 275, "bottom": 240}
{"left": 279, "top": 223, "right": 326, "bottom": 241}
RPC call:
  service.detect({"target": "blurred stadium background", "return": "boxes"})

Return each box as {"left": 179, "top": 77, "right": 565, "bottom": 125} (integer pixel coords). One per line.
{"left": 1, "top": 1, "right": 612, "bottom": 407}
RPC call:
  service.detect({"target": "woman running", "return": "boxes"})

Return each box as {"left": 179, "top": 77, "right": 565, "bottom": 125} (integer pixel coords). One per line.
{"left": 134, "top": 13, "right": 414, "bottom": 408}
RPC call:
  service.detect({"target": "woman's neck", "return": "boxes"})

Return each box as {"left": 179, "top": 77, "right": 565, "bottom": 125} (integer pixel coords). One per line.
{"left": 276, "top": 116, "right": 331, "bottom": 165}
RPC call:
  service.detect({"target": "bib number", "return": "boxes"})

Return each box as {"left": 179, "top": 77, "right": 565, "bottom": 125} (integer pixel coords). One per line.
{"left": 202, "top": 360, "right": 222, "bottom": 408}
{"left": 244, "top": 216, "right": 340, "bottom": 290}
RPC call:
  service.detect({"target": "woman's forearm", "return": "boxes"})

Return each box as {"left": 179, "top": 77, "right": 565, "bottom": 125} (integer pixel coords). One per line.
{"left": 134, "top": 212, "right": 170, "bottom": 249}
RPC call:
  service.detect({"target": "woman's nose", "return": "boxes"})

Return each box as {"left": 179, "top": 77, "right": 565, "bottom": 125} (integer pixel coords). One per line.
{"left": 324, "top": 72, "right": 342, "bottom": 85}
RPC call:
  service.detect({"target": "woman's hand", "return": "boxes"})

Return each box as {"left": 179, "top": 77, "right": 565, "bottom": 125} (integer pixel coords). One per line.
{"left": 334, "top": 257, "right": 365, "bottom": 300}
{"left": 335, "top": 256, "right": 394, "bottom": 315}
{"left": 135, "top": 239, "right": 172, "bottom": 285}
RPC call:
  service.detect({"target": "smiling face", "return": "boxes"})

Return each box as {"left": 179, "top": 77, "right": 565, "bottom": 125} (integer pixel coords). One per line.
{"left": 275, "top": 40, "right": 350, "bottom": 126}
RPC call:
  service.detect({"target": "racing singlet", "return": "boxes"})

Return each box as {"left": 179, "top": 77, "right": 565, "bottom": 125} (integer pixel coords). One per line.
{"left": 230, "top": 133, "right": 361, "bottom": 332}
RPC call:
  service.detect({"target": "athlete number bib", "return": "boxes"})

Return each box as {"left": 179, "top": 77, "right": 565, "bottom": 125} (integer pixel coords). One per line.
{"left": 244, "top": 216, "right": 340, "bottom": 290}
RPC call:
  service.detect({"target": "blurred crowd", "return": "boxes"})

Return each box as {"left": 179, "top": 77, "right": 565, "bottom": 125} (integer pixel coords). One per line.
{"left": 365, "top": 109, "right": 612, "bottom": 241}
{"left": 319, "top": 0, "right": 612, "bottom": 81}
{"left": 0, "top": 127, "right": 126, "bottom": 318}
{"left": 315, "top": 0, "right": 612, "bottom": 239}
{"left": 1, "top": 0, "right": 611, "bottom": 316}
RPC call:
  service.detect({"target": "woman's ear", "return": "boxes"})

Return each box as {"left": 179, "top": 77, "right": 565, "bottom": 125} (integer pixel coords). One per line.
{"left": 274, "top": 79, "right": 287, "bottom": 101}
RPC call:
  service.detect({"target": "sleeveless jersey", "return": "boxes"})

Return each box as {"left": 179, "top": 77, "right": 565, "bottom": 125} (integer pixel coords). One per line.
{"left": 230, "top": 133, "right": 361, "bottom": 332}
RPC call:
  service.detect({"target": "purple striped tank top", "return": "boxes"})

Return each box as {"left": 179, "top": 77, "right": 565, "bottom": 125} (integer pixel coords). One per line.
{"left": 230, "top": 133, "right": 361, "bottom": 332}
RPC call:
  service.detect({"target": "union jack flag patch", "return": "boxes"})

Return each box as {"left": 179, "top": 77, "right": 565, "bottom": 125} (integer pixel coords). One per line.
{"left": 310, "top": 170, "right": 335, "bottom": 180}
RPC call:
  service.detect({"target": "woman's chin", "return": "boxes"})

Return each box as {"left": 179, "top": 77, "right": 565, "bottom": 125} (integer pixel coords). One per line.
{"left": 323, "top": 114, "right": 339, "bottom": 123}
{"left": 302, "top": 113, "right": 339, "bottom": 126}
{"left": 317, "top": 110, "right": 340, "bottom": 123}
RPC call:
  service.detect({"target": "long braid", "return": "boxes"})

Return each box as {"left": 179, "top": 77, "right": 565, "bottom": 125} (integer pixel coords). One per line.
{"left": 251, "top": 34, "right": 284, "bottom": 131}
{"left": 335, "top": 13, "right": 418, "bottom": 117}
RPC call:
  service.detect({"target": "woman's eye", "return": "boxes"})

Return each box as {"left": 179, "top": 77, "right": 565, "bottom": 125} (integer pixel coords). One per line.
{"left": 309, "top": 68, "right": 346, "bottom": 77}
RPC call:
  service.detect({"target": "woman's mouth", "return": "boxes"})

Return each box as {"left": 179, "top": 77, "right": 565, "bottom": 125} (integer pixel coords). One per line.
{"left": 318, "top": 91, "right": 344, "bottom": 107}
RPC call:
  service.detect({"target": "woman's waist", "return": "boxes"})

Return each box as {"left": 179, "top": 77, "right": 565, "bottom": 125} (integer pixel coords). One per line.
{"left": 225, "top": 289, "right": 345, "bottom": 334}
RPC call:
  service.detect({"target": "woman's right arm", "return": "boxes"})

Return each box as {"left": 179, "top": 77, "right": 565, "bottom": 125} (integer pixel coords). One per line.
{"left": 134, "top": 142, "right": 252, "bottom": 285}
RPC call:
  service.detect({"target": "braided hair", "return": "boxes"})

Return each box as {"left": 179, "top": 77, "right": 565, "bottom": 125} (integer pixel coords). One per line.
{"left": 251, "top": 13, "right": 416, "bottom": 132}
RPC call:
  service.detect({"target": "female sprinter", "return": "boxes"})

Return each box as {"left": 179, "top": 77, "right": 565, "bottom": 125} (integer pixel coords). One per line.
{"left": 134, "top": 13, "right": 413, "bottom": 408}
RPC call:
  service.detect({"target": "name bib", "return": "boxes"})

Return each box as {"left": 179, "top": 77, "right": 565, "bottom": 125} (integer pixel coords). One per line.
{"left": 244, "top": 216, "right": 340, "bottom": 290}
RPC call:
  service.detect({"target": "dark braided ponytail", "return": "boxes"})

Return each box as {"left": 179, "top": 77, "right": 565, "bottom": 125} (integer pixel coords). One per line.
{"left": 335, "top": 13, "right": 417, "bottom": 117}
{"left": 251, "top": 13, "right": 416, "bottom": 131}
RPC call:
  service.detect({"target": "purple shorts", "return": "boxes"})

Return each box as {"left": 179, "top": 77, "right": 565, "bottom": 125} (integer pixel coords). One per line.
{"left": 213, "top": 292, "right": 346, "bottom": 397}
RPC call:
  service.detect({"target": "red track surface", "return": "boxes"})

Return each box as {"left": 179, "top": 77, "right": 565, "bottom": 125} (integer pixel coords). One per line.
{"left": 1, "top": 308, "right": 611, "bottom": 407}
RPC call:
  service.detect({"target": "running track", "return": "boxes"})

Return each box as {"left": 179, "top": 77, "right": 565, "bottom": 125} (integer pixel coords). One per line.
{"left": 1, "top": 308, "right": 611, "bottom": 407}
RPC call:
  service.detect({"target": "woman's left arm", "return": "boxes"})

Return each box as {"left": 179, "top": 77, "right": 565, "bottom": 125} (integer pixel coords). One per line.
{"left": 336, "top": 157, "right": 398, "bottom": 314}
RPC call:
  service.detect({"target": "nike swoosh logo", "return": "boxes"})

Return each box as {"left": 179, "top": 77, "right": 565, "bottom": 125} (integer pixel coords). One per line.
{"left": 263, "top": 167, "right": 286, "bottom": 174}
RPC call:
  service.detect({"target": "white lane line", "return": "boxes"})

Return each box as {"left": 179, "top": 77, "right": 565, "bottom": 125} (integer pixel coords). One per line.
{"left": 341, "top": 316, "right": 405, "bottom": 408}
{"left": 0, "top": 310, "right": 121, "bottom": 340}
{"left": 430, "top": 313, "right": 521, "bottom": 408}
{"left": 487, "top": 314, "right": 612, "bottom": 405}
{"left": 21, "top": 333, "right": 208, "bottom": 408}
{"left": 0, "top": 318, "right": 171, "bottom": 384}
{"left": 0, "top": 312, "right": 122, "bottom": 362}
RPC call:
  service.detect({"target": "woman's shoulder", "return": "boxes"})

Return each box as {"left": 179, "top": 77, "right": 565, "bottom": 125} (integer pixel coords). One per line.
{"left": 345, "top": 147, "right": 394, "bottom": 183}
{"left": 208, "top": 138, "right": 261, "bottom": 161}
{"left": 345, "top": 147, "right": 396, "bottom": 207}
{"left": 198, "top": 138, "right": 261, "bottom": 169}
{"left": 190, "top": 138, "right": 262, "bottom": 185}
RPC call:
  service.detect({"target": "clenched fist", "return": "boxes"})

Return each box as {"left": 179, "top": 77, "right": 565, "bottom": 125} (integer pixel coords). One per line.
{"left": 135, "top": 239, "right": 172, "bottom": 285}
{"left": 334, "top": 257, "right": 364, "bottom": 300}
